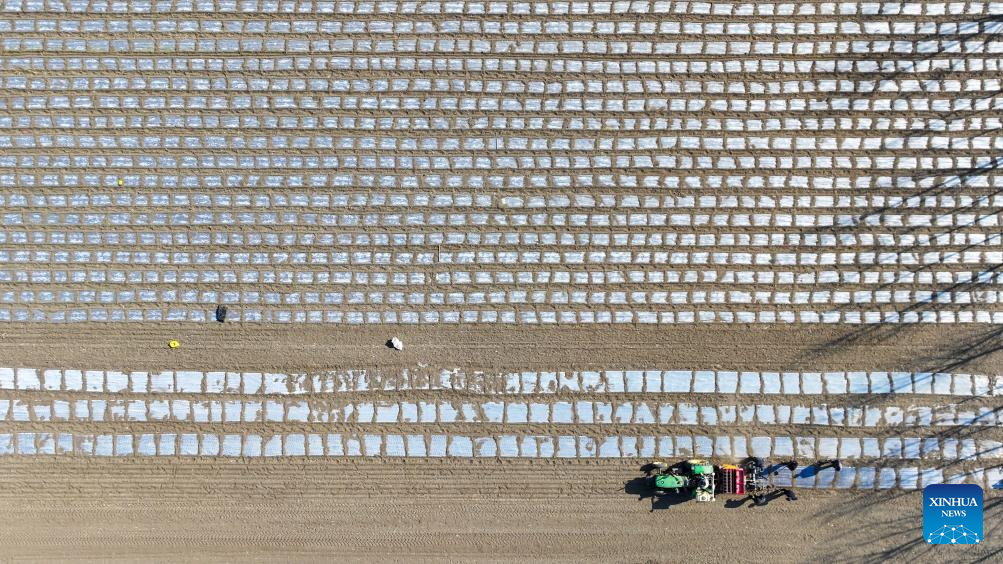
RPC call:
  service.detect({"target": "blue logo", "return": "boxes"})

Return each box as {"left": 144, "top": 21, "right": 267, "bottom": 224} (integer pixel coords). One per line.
{"left": 923, "top": 484, "right": 983, "bottom": 545}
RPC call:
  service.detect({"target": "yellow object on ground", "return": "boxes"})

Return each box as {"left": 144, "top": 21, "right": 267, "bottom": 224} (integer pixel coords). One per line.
{"left": 168, "top": 340, "right": 181, "bottom": 349}
{"left": 117, "top": 179, "right": 124, "bottom": 186}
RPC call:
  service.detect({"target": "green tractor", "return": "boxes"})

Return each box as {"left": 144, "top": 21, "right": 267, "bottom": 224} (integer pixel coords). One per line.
{"left": 644, "top": 457, "right": 804, "bottom": 506}
{"left": 648, "top": 459, "right": 716, "bottom": 502}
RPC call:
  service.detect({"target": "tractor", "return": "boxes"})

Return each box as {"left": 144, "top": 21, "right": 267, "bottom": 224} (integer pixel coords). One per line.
{"left": 647, "top": 459, "right": 717, "bottom": 502}
{"left": 645, "top": 457, "right": 801, "bottom": 505}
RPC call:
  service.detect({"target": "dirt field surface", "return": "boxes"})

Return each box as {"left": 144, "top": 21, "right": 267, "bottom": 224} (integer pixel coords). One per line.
{"left": 4, "top": 0, "right": 1003, "bottom": 560}
{"left": 1, "top": 325, "right": 1000, "bottom": 560}
{"left": 0, "top": 459, "right": 998, "bottom": 563}
{"left": 3, "top": 324, "right": 1003, "bottom": 373}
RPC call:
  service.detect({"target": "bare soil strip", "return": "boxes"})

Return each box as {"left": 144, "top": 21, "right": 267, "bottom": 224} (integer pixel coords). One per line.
{"left": 0, "top": 458, "right": 998, "bottom": 563}
{"left": 2, "top": 324, "right": 1002, "bottom": 374}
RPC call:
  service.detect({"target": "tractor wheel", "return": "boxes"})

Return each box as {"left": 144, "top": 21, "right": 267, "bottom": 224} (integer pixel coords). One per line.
{"left": 742, "top": 457, "right": 765, "bottom": 472}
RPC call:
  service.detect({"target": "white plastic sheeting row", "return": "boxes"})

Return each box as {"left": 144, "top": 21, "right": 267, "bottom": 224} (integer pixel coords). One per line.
{"left": 3, "top": 367, "right": 996, "bottom": 396}
{"left": 4, "top": 191, "right": 1000, "bottom": 209}
{"left": 0, "top": 431, "right": 999, "bottom": 490}
{"left": 8, "top": 290, "right": 1003, "bottom": 308}
{"left": 0, "top": 16, "right": 997, "bottom": 36}
{"left": 0, "top": 431, "right": 998, "bottom": 462}
{"left": 4, "top": 397, "right": 999, "bottom": 428}
{"left": 3, "top": 77, "right": 1001, "bottom": 97}
{"left": 4, "top": 231, "right": 1003, "bottom": 250}
{"left": 6, "top": 249, "right": 1003, "bottom": 267}
{"left": 2, "top": 1, "right": 1000, "bottom": 16}
{"left": 5, "top": 34, "right": 1002, "bottom": 56}
{"left": 5, "top": 210, "right": 1002, "bottom": 229}
{"left": 1, "top": 169, "right": 999, "bottom": 188}
{"left": 4, "top": 231, "right": 1002, "bottom": 250}
{"left": 10, "top": 308, "right": 1003, "bottom": 324}
{"left": 1, "top": 54, "right": 995, "bottom": 78}
{"left": 2, "top": 268, "right": 999, "bottom": 286}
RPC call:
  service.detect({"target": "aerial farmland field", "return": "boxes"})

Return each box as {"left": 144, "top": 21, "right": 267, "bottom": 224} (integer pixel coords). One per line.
{"left": 0, "top": 0, "right": 1001, "bottom": 560}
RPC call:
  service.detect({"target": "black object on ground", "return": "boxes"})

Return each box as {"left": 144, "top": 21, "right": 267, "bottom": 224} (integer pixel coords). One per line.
{"left": 816, "top": 458, "right": 842, "bottom": 472}
{"left": 215, "top": 304, "right": 227, "bottom": 322}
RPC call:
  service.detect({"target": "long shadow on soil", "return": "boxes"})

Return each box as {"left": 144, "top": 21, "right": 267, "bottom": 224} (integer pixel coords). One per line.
{"left": 790, "top": 14, "right": 1003, "bottom": 370}
{"left": 813, "top": 491, "right": 1002, "bottom": 563}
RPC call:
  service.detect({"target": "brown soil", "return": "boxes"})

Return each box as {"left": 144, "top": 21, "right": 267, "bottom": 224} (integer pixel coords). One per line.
{"left": 0, "top": 458, "right": 998, "bottom": 563}
{"left": 3, "top": 3, "right": 1002, "bottom": 559}
{"left": 3, "top": 324, "right": 1002, "bottom": 374}
{"left": 1, "top": 325, "right": 1000, "bottom": 560}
